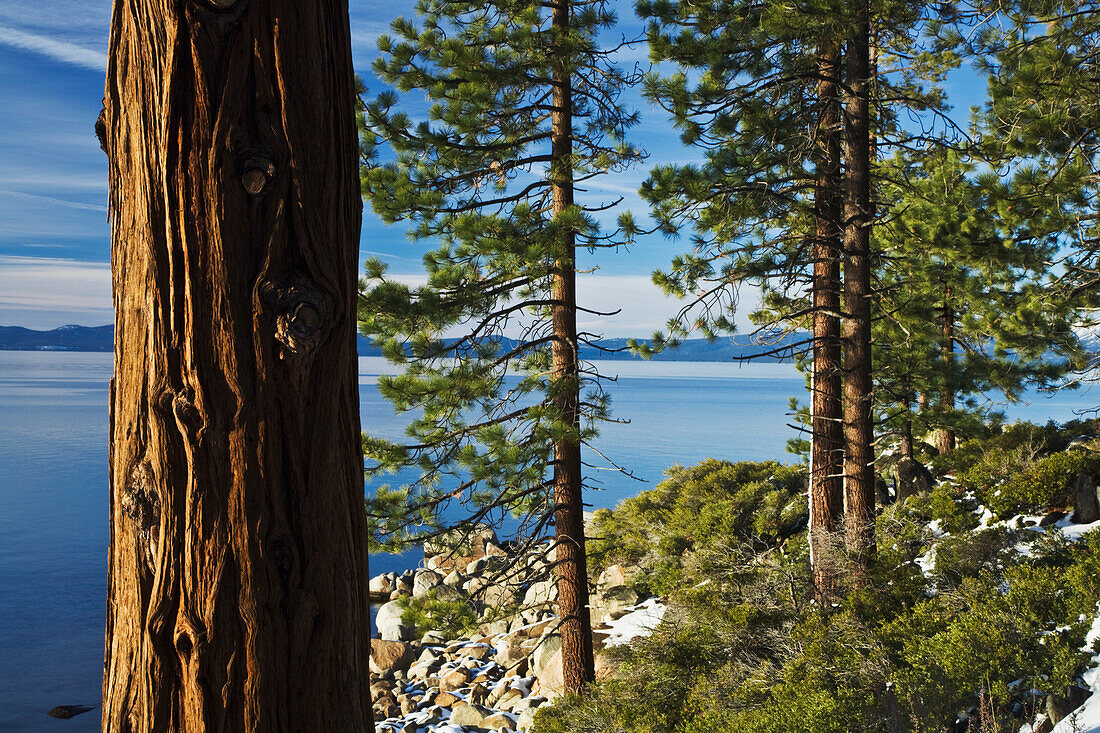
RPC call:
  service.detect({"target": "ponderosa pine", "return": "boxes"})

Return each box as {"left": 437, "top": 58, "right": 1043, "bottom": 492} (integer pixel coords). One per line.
{"left": 359, "top": 0, "right": 641, "bottom": 694}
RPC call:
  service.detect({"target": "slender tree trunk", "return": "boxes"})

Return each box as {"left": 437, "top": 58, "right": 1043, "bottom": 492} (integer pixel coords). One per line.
{"left": 550, "top": 0, "right": 596, "bottom": 695}
{"left": 100, "top": 1, "right": 372, "bottom": 730}
{"left": 809, "top": 45, "right": 845, "bottom": 604}
{"left": 842, "top": 0, "right": 876, "bottom": 565}
{"left": 936, "top": 290, "right": 957, "bottom": 454}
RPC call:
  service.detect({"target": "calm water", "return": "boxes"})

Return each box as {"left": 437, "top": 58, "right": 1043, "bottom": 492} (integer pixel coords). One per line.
{"left": 0, "top": 351, "right": 1093, "bottom": 730}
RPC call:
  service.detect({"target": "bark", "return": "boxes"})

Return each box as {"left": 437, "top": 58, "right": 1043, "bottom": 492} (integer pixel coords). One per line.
{"left": 809, "top": 45, "right": 845, "bottom": 604}
{"left": 842, "top": 1, "right": 877, "bottom": 565}
{"left": 100, "top": 1, "right": 372, "bottom": 731}
{"left": 549, "top": 0, "right": 596, "bottom": 695}
{"left": 936, "top": 291, "right": 957, "bottom": 454}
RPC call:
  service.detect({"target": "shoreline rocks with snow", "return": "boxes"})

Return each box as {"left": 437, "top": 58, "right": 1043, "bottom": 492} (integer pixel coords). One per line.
{"left": 368, "top": 527, "right": 665, "bottom": 731}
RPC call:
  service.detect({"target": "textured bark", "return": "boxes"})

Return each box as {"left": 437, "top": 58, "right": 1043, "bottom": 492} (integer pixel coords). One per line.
{"left": 549, "top": 0, "right": 596, "bottom": 696}
{"left": 100, "top": 1, "right": 372, "bottom": 731}
{"left": 842, "top": 2, "right": 877, "bottom": 565}
{"left": 809, "top": 46, "right": 845, "bottom": 604}
{"left": 936, "top": 292, "right": 957, "bottom": 455}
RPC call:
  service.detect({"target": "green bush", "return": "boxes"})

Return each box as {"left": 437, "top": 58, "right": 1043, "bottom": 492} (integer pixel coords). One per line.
{"left": 398, "top": 588, "right": 478, "bottom": 638}
{"left": 534, "top": 446, "right": 1100, "bottom": 733}
{"left": 586, "top": 460, "right": 807, "bottom": 595}
{"left": 980, "top": 450, "right": 1100, "bottom": 517}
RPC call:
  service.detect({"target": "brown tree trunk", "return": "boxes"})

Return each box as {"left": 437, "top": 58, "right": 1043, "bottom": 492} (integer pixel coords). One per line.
{"left": 550, "top": 0, "right": 596, "bottom": 695}
{"left": 809, "top": 45, "right": 845, "bottom": 604}
{"left": 842, "top": 0, "right": 876, "bottom": 566}
{"left": 936, "top": 291, "right": 957, "bottom": 454}
{"left": 100, "top": 1, "right": 373, "bottom": 730}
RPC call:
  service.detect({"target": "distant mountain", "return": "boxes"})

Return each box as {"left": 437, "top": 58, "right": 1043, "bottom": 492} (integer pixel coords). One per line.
{"left": 0, "top": 325, "right": 114, "bottom": 352}
{"left": 0, "top": 325, "right": 805, "bottom": 363}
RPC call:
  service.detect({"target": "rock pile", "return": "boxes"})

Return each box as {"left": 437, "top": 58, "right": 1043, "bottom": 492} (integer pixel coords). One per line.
{"left": 367, "top": 527, "right": 662, "bottom": 731}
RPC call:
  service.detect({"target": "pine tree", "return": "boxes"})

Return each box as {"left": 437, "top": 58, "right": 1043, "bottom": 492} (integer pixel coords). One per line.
{"left": 98, "top": 0, "right": 373, "bottom": 729}
{"left": 962, "top": 0, "right": 1100, "bottom": 363}
{"left": 872, "top": 150, "right": 1089, "bottom": 467}
{"left": 842, "top": 0, "right": 876, "bottom": 564}
{"left": 636, "top": 0, "right": 951, "bottom": 587}
{"left": 359, "top": 0, "right": 641, "bottom": 694}
{"left": 636, "top": 0, "right": 853, "bottom": 599}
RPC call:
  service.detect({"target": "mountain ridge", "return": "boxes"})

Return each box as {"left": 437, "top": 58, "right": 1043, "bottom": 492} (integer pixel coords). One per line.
{"left": 0, "top": 325, "right": 803, "bottom": 363}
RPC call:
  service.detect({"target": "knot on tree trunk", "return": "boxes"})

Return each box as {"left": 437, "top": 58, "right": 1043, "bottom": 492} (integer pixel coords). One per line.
{"left": 265, "top": 279, "right": 331, "bottom": 358}
{"left": 122, "top": 460, "right": 160, "bottom": 531}
{"left": 122, "top": 459, "right": 161, "bottom": 570}
{"left": 241, "top": 155, "right": 275, "bottom": 196}
{"left": 172, "top": 388, "right": 203, "bottom": 433}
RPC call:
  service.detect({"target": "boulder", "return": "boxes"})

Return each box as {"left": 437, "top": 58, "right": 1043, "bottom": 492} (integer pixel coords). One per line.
{"left": 465, "top": 643, "right": 494, "bottom": 661}
{"left": 369, "top": 640, "right": 417, "bottom": 676}
{"left": 375, "top": 600, "right": 414, "bottom": 642}
{"left": 495, "top": 688, "right": 524, "bottom": 712}
{"left": 47, "top": 705, "right": 95, "bottom": 720}
{"left": 516, "top": 707, "right": 540, "bottom": 731}
{"left": 484, "top": 711, "right": 515, "bottom": 730}
{"left": 523, "top": 579, "right": 557, "bottom": 607}
{"left": 443, "top": 569, "right": 464, "bottom": 586}
{"left": 412, "top": 569, "right": 442, "bottom": 598}
{"left": 595, "top": 650, "right": 617, "bottom": 679}
{"left": 439, "top": 666, "right": 470, "bottom": 692}
{"left": 369, "top": 573, "right": 395, "bottom": 601}
{"left": 434, "top": 691, "right": 461, "bottom": 708}
{"left": 421, "top": 629, "right": 446, "bottom": 645}
{"left": 533, "top": 648, "right": 564, "bottom": 695}
{"left": 596, "top": 564, "right": 642, "bottom": 591}
{"left": 1047, "top": 685, "right": 1090, "bottom": 725}
{"left": 424, "top": 524, "right": 498, "bottom": 569}
{"left": 1041, "top": 510, "right": 1068, "bottom": 527}
{"left": 532, "top": 633, "right": 561, "bottom": 677}
{"left": 895, "top": 457, "right": 933, "bottom": 502}
{"left": 1073, "top": 474, "right": 1099, "bottom": 524}
{"left": 1068, "top": 435, "right": 1100, "bottom": 452}
{"left": 591, "top": 585, "right": 640, "bottom": 622}
{"left": 449, "top": 702, "right": 495, "bottom": 728}
{"left": 429, "top": 583, "right": 466, "bottom": 603}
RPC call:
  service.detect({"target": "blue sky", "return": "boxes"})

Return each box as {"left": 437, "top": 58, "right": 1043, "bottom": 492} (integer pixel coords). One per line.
{"left": 0, "top": 0, "right": 986, "bottom": 335}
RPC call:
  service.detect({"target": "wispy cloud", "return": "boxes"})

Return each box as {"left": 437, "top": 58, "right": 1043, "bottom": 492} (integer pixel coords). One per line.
{"left": 0, "top": 255, "right": 112, "bottom": 329}
{"left": 0, "top": 24, "right": 107, "bottom": 72}
{"left": 0, "top": 189, "right": 107, "bottom": 213}
{"left": 362, "top": 272, "right": 759, "bottom": 338}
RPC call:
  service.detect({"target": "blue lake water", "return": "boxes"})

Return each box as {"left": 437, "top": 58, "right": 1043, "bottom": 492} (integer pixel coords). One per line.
{"left": 0, "top": 350, "right": 1094, "bottom": 730}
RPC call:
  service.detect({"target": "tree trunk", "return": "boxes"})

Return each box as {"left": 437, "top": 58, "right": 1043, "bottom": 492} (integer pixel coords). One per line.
{"left": 550, "top": 0, "right": 596, "bottom": 695}
{"left": 842, "top": 0, "right": 876, "bottom": 566}
{"left": 809, "top": 45, "right": 845, "bottom": 604}
{"left": 100, "top": 1, "right": 372, "bottom": 730}
{"left": 936, "top": 291, "right": 957, "bottom": 454}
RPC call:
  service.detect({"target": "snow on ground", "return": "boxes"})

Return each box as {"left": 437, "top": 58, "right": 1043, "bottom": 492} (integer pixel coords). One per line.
{"left": 603, "top": 598, "right": 667, "bottom": 648}
{"left": 1055, "top": 515, "right": 1100, "bottom": 542}
{"left": 1050, "top": 610, "right": 1100, "bottom": 733}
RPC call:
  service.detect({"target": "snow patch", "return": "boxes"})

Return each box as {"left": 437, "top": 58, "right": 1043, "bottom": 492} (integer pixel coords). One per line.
{"left": 603, "top": 598, "right": 667, "bottom": 647}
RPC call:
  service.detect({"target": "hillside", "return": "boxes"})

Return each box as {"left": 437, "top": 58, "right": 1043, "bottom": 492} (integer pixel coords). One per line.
{"left": 0, "top": 325, "right": 803, "bottom": 363}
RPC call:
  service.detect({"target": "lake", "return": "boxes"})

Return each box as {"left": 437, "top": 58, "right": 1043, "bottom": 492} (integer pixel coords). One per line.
{"left": 0, "top": 351, "right": 1092, "bottom": 730}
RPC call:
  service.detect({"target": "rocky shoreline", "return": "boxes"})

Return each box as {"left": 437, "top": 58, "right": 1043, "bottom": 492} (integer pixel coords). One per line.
{"left": 367, "top": 527, "right": 664, "bottom": 732}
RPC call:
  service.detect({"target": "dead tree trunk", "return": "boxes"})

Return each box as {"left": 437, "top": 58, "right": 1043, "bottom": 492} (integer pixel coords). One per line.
{"left": 549, "top": 0, "right": 596, "bottom": 696}
{"left": 809, "top": 45, "right": 846, "bottom": 604}
{"left": 842, "top": 0, "right": 877, "bottom": 566}
{"left": 99, "top": 1, "right": 372, "bottom": 730}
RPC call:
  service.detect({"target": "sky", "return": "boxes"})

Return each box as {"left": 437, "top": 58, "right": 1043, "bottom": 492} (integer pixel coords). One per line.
{"left": 0, "top": 0, "right": 987, "bottom": 335}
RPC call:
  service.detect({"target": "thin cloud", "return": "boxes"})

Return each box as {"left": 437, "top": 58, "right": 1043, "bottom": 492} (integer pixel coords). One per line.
{"left": 0, "top": 24, "right": 107, "bottom": 72}
{"left": 0, "top": 189, "right": 107, "bottom": 214}
{"left": 0, "top": 255, "right": 113, "bottom": 329}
